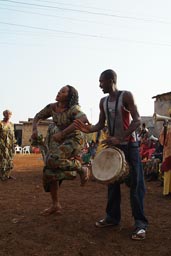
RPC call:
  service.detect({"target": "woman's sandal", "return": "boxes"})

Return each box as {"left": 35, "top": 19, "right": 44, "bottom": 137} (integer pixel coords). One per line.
{"left": 40, "top": 205, "right": 62, "bottom": 216}
{"left": 80, "top": 167, "right": 90, "bottom": 186}
{"left": 131, "top": 228, "right": 146, "bottom": 240}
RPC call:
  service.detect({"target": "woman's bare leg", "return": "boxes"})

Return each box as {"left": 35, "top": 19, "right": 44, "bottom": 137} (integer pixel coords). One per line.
{"left": 41, "top": 181, "right": 62, "bottom": 216}
{"left": 80, "top": 166, "right": 90, "bottom": 186}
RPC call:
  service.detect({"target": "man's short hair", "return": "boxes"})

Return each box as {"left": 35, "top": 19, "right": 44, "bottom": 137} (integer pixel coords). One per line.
{"left": 101, "top": 69, "right": 117, "bottom": 84}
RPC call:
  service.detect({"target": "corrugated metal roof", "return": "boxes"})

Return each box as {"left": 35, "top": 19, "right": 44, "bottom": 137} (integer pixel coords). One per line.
{"left": 152, "top": 91, "right": 171, "bottom": 99}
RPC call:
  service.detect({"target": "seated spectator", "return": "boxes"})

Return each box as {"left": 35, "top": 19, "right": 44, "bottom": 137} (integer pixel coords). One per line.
{"left": 141, "top": 138, "right": 163, "bottom": 181}
{"left": 89, "top": 140, "right": 97, "bottom": 160}
{"left": 152, "top": 140, "right": 163, "bottom": 162}
{"left": 81, "top": 147, "right": 91, "bottom": 166}
{"left": 140, "top": 136, "right": 155, "bottom": 160}
{"left": 139, "top": 123, "right": 149, "bottom": 144}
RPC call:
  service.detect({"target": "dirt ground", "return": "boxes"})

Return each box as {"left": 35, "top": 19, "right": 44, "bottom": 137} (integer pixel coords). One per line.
{"left": 0, "top": 154, "right": 171, "bottom": 256}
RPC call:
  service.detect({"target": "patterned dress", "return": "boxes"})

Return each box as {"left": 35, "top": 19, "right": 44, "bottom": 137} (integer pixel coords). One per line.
{"left": 0, "top": 121, "right": 15, "bottom": 180}
{"left": 33, "top": 104, "right": 86, "bottom": 192}
{"left": 159, "top": 125, "right": 171, "bottom": 195}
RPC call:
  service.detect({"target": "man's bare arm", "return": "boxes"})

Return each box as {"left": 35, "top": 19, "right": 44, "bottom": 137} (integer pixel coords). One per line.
{"left": 74, "top": 98, "right": 106, "bottom": 133}
{"left": 121, "top": 91, "right": 141, "bottom": 140}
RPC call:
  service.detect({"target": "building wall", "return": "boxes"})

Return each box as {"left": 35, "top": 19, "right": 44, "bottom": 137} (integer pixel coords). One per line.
{"left": 20, "top": 120, "right": 52, "bottom": 146}
{"left": 15, "top": 119, "right": 91, "bottom": 148}
{"left": 14, "top": 123, "right": 23, "bottom": 146}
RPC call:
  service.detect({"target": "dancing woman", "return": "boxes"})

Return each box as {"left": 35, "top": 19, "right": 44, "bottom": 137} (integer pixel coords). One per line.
{"left": 31, "top": 85, "right": 89, "bottom": 215}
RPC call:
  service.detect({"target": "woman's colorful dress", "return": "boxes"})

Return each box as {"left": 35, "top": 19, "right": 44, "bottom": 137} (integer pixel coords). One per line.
{"left": 32, "top": 104, "right": 86, "bottom": 191}
{"left": 159, "top": 125, "right": 171, "bottom": 195}
{"left": 0, "top": 121, "right": 15, "bottom": 180}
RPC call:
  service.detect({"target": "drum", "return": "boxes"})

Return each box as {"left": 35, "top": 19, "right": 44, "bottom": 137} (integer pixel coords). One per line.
{"left": 92, "top": 147, "right": 129, "bottom": 184}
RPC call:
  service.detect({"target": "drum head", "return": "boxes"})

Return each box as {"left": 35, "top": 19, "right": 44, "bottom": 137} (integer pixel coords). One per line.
{"left": 92, "top": 148, "right": 123, "bottom": 183}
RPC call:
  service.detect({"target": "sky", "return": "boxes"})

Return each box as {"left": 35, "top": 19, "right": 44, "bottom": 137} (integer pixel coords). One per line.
{"left": 0, "top": 0, "right": 171, "bottom": 124}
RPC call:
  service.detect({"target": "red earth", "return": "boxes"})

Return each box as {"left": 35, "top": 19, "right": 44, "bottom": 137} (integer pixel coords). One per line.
{"left": 0, "top": 154, "right": 171, "bottom": 256}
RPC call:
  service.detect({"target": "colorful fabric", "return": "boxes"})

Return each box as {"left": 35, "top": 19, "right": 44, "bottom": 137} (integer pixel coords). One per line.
{"left": 163, "top": 171, "right": 171, "bottom": 195}
{"left": 140, "top": 143, "right": 155, "bottom": 160}
{"left": 92, "top": 130, "right": 108, "bottom": 156}
{"left": 161, "top": 156, "right": 171, "bottom": 172}
{"left": 159, "top": 125, "right": 171, "bottom": 195}
{"left": 142, "top": 158, "right": 161, "bottom": 178}
{"left": 0, "top": 121, "right": 15, "bottom": 180}
{"left": 81, "top": 152, "right": 91, "bottom": 164}
{"left": 33, "top": 104, "right": 85, "bottom": 190}
{"left": 43, "top": 166, "right": 78, "bottom": 192}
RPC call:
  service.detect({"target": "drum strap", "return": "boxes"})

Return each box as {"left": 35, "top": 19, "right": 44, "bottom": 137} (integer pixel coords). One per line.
{"left": 106, "top": 90, "right": 122, "bottom": 136}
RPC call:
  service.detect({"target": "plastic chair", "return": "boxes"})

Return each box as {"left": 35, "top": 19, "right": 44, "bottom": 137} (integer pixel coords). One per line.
{"left": 15, "top": 145, "right": 23, "bottom": 154}
{"left": 22, "top": 146, "right": 31, "bottom": 154}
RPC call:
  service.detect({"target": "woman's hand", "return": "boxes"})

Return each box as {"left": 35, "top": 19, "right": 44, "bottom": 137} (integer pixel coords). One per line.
{"left": 74, "top": 119, "right": 91, "bottom": 133}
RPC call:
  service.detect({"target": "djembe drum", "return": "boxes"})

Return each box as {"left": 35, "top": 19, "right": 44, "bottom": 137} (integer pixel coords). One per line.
{"left": 92, "top": 147, "right": 129, "bottom": 184}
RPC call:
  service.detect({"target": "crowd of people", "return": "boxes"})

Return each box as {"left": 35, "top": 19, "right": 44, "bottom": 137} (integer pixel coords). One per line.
{"left": 138, "top": 123, "right": 162, "bottom": 181}
{"left": 1, "top": 69, "right": 171, "bottom": 241}
{"left": 137, "top": 117, "right": 171, "bottom": 199}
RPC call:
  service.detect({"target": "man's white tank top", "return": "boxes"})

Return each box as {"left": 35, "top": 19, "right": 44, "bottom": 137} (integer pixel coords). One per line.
{"left": 103, "top": 90, "right": 137, "bottom": 144}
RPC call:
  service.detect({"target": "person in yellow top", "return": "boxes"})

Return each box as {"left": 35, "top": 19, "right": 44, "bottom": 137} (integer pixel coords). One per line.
{"left": 159, "top": 109, "right": 171, "bottom": 197}
{"left": 92, "top": 126, "right": 108, "bottom": 156}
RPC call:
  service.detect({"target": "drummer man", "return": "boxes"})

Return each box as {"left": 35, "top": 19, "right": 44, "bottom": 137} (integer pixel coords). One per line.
{"left": 74, "top": 69, "right": 148, "bottom": 240}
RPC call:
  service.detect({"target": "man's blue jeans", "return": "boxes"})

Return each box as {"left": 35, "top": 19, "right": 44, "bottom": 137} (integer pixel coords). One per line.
{"left": 106, "top": 142, "right": 148, "bottom": 229}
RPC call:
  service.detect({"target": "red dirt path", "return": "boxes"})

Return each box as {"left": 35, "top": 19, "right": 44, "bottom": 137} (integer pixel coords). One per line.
{"left": 0, "top": 154, "right": 171, "bottom": 256}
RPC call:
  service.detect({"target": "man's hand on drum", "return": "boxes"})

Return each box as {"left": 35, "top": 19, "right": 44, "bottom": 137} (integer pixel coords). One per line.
{"left": 102, "top": 136, "right": 121, "bottom": 146}
{"left": 74, "top": 119, "right": 91, "bottom": 133}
